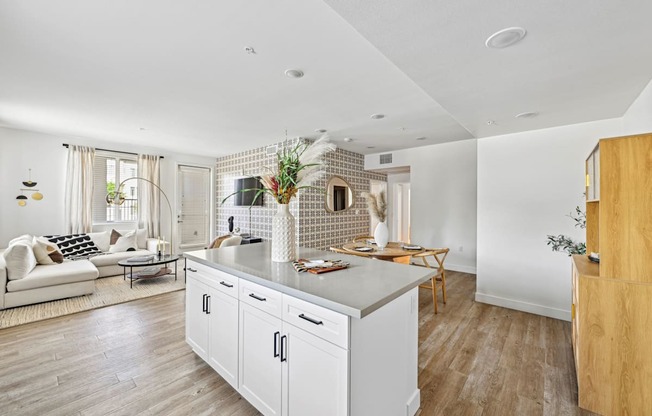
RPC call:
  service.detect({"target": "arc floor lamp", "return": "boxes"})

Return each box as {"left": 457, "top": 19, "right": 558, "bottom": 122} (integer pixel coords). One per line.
{"left": 106, "top": 177, "right": 174, "bottom": 255}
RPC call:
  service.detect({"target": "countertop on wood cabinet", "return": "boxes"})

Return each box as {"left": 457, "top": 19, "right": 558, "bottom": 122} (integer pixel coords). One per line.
{"left": 184, "top": 243, "right": 434, "bottom": 319}
{"left": 572, "top": 255, "right": 600, "bottom": 278}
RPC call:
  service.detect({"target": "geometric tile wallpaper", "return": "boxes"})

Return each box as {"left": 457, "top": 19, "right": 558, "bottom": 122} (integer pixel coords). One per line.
{"left": 216, "top": 138, "right": 386, "bottom": 250}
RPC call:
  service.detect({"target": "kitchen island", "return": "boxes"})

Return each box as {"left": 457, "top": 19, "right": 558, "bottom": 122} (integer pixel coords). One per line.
{"left": 184, "top": 243, "right": 434, "bottom": 416}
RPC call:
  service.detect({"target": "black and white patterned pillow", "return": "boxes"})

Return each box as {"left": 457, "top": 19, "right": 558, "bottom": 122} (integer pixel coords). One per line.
{"left": 44, "top": 234, "right": 102, "bottom": 260}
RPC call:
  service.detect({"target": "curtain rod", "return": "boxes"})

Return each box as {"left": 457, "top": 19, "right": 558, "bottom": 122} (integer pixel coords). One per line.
{"left": 62, "top": 143, "right": 164, "bottom": 159}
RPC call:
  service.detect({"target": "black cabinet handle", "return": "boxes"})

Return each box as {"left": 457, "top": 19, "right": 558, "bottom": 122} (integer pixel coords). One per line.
{"left": 273, "top": 331, "right": 280, "bottom": 358}
{"left": 280, "top": 335, "right": 287, "bottom": 362}
{"left": 298, "top": 313, "right": 323, "bottom": 326}
{"left": 188, "top": 267, "right": 197, "bottom": 272}
{"left": 206, "top": 295, "right": 210, "bottom": 314}
{"left": 220, "top": 281, "right": 234, "bottom": 288}
{"left": 249, "top": 293, "right": 267, "bottom": 302}
{"left": 202, "top": 294, "right": 207, "bottom": 312}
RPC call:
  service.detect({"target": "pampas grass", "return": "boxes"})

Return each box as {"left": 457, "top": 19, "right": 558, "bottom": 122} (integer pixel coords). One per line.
{"left": 362, "top": 190, "right": 387, "bottom": 222}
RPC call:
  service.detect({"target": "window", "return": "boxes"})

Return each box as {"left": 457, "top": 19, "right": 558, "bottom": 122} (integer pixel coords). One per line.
{"left": 92, "top": 152, "right": 138, "bottom": 224}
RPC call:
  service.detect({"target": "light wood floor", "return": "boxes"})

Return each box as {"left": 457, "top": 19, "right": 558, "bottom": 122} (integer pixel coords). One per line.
{"left": 0, "top": 271, "right": 595, "bottom": 415}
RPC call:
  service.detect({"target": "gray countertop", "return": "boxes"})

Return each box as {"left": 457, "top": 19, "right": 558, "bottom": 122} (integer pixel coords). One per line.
{"left": 184, "top": 243, "right": 435, "bottom": 319}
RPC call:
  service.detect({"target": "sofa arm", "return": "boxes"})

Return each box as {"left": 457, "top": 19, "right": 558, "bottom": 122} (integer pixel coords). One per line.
{"left": 146, "top": 238, "right": 170, "bottom": 253}
{"left": 0, "top": 253, "right": 7, "bottom": 309}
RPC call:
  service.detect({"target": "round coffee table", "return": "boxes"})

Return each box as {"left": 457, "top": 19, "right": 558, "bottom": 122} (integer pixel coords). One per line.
{"left": 118, "top": 254, "right": 183, "bottom": 288}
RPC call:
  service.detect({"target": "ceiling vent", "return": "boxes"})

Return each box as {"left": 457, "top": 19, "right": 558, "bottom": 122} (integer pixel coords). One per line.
{"left": 379, "top": 153, "right": 393, "bottom": 164}
{"left": 266, "top": 145, "right": 278, "bottom": 156}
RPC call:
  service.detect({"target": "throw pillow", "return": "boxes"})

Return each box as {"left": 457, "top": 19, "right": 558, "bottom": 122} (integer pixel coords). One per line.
{"left": 45, "top": 234, "right": 103, "bottom": 259}
{"left": 87, "top": 230, "right": 111, "bottom": 252}
{"left": 136, "top": 228, "right": 147, "bottom": 249}
{"left": 9, "top": 234, "right": 33, "bottom": 246}
{"left": 3, "top": 241, "right": 37, "bottom": 280}
{"left": 109, "top": 231, "right": 137, "bottom": 253}
{"left": 110, "top": 229, "right": 122, "bottom": 245}
{"left": 32, "top": 237, "right": 64, "bottom": 264}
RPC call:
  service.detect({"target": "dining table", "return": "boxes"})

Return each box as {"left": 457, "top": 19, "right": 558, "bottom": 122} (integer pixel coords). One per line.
{"left": 340, "top": 241, "right": 426, "bottom": 263}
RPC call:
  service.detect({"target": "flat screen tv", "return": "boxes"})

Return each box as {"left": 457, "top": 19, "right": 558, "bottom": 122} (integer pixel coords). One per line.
{"left": 234, "top": 177, "right": 264, "bottom": 206}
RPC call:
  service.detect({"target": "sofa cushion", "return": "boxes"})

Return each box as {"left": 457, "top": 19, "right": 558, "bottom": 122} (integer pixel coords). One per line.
{"left": 87, "top": 231, "right": 111, "bottom": 252}
{"left": 3, "top": 241, "right": 38, "bottom": 280}
{"left": 32, "top": 237, "right": 64, "bottom": 265}
{"left": 6, "top": 260, "right": 98, "bottom": 292}
{"left": 9, "top": 234, "right": 34, "bottom": 246}
{"left": 109, "top": 231, "right": 137, "bottom": 253}
{"left": 89, "top": 250, "right": 153, "bottom": 267}
{"left": 110, "top": 229, "right": 122, "bottom": 245}
{"left": 45, "top": 234, "right": 102, "bottom": 259}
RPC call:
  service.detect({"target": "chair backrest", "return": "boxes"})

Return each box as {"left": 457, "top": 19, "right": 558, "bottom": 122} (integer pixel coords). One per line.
{"left": 219, "top": 236, "right": 243, "bottom": 247}
{"left": 352, "top": 235, "right": 374, "bottom": 243}
{"left": 414, "top": 248, "right": 449, "bottom": 271}
{"left": 330, "top": 246, "right": 368, "bottom": 257}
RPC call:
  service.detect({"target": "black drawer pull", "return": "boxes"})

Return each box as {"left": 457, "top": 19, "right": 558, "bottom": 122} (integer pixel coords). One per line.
{"left": 206, "top": 295, "right": 210, "bottom": 314}
{"left": 249, "top": 293, "right": 267, "bottom": 302}
{"left": 202, "top": 294, "right": 207, "bottom": 312}
{"left": 273, "top": 331, "right": 280, "bottom": 358}
{"left": 188, "top": 267, "right": 197, "bottom": 272}
{"left": 298, "top": 313, "right": 323, "bottom": 326}
{"left": 219, "top": 281, "right": 234, "bottom": 288}
{"left": 280, "top": 335, "right": 287, "bottom": 362}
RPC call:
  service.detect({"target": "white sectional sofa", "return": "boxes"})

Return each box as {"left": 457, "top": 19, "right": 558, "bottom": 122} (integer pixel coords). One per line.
{"left": 0, "top": 229, "right": 163, "bottom": 310}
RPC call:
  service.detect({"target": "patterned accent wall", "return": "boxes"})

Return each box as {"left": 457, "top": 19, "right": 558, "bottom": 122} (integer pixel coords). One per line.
{"left": 215, "top": 140, "right": 386, "bottom": 250}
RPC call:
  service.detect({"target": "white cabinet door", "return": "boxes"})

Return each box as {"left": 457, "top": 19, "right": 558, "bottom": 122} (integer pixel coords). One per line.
{"left": 186, "top": 276, "right": 209, "bottom": 360}
{"left": 207, "top": 288, "right": 239, "bottom": 389}
{"left": 239, "top": 303, "right": 282, "bottom": 416}
{"left": 282, "top": 323, "right": 349, "bottom": 416}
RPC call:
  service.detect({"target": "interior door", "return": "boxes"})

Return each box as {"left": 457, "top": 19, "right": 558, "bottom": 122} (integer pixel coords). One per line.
{"left": 177, "top": 165, "right": 211, "bottom": 249}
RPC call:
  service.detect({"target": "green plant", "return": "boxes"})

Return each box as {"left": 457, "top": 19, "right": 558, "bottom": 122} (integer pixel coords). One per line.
{"left": 222, "top": 135, "right": 336, "bottom": 205}
{"left": 546, "top": 206, "right": 586, "bottom": 256}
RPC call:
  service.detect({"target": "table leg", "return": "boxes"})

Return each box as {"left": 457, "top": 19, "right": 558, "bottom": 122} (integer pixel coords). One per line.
{"left": 174, "top": 260, "right": 178, "bottom": 281}
{"left": 130, "top": 266, "right": 133, "bottom": 289}
{"left": 123, "top": 267, "right": 126, "bottom": 281}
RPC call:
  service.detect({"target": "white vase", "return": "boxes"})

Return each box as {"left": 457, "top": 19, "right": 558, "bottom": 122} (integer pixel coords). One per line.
{"left": 374, "top": 221, "right": 389, "bottom": 250}
{"left": 272, "top": 204, "right": 296, "bottom": 262}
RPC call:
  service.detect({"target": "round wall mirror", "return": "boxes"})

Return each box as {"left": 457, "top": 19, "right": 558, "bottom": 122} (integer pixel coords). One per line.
{"left": 325, "top": 175, "right": 354, "bottom": 213}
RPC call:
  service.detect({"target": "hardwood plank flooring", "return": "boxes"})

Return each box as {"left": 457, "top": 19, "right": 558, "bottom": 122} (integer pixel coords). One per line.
{"left": 0, "top": 272, "right": 595, "bottom": 415}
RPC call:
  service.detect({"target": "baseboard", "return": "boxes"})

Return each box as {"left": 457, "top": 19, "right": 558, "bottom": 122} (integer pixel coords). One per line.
{"left": 406, "top": 389, "right": 420, "bottom": 416}
{"left": 446, "top": 263, "right": 476, "bottom": 274}
{"left": 474, "top": 292, "right": 571, "bottom": 321}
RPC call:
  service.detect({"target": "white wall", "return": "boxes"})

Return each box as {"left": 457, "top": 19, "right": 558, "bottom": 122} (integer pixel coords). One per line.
{"left": 366, "top": 140, "right": 478, "bottom": 273}
{"left": 0, "top": 126, "right": 216, "bottom": 249}
{"left": 622, "top": 78, "right": 652, "bottom": 135}
{"left": 476, "top": 118, "right": 622, "bottom": 321}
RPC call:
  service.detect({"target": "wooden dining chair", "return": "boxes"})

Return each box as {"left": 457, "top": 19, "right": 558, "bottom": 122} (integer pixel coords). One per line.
{"left": 352, "top": 235, "right": 374, "bottom": 243}
{"left": 412, "top": 248, "right": 449, "bottom": 314}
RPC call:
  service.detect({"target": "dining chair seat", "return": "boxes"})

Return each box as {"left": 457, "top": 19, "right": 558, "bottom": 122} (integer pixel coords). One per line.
{"left": 352, "top": 235, "right": 374, "bottom": 243}
{"left": 412, "top": 248, "right": 449, "bottom": 314}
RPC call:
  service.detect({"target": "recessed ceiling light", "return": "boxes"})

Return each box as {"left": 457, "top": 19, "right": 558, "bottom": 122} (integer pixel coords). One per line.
{"left": 485, "top": 27, "right": 527, "bottom": 49}
{"left": 515, "top": 111, "right": 538, "bottom": 119}
{"left": 370, "top": 114, "right": 385, "bottom": 120}
{"left": 486, "top": 120, "right": 496, "bottom": 125}
{"left": 416, "top": 137, "right": 426, "bottom": 141}
{"left": 343, "top": 137, "right": 353, "bottom": 143}
{"left": 285, "top": 69, "right": 304, "bottom": 78}
{"left": 315, "top": 129, "right": 327, "bottom": 133}
{"left": 139, "top": 127, "right": 146, "bottom": 131}
{"left": 244, "top": 46, "right": 256, "bottom": 55}
{"left": 367, "top": 146, "right": 375, "bottom": 149}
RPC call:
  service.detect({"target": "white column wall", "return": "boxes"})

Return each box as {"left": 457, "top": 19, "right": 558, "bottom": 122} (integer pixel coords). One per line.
{"left": 476, "top": 118, "right": 622, "bottom": 320}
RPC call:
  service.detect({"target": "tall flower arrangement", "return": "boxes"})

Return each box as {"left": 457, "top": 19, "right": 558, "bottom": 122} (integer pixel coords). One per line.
{"left": 362, "top": 190, "right": 387, "bottom": 222}
{"left": 223, "top": 135, "right": 336, "bottom": 205}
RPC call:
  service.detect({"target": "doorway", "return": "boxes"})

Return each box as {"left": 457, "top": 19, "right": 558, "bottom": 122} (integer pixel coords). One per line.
{"left": 177, "top": 165, "right": 212, "bottom": 250}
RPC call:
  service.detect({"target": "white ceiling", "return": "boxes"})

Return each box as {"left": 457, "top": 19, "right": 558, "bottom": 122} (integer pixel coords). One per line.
{"left": 1, "top": 1, "right": 651, "bottom": 157}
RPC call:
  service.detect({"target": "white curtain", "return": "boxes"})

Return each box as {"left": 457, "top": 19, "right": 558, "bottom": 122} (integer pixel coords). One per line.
{"left": 64, "top": 145, "right": 95, "bottom": 234}
{"left": 137, "top": 154, "right": 161, "bottom": 238}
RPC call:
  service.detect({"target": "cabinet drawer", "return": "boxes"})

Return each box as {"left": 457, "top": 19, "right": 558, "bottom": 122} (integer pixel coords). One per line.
{"left": 239, "top": 279, "right": 282, "bottom": 318}
{"left": 186, "top": 260, "right": 239, "bottom": 297}
{"left": 282, "top": 294, "right": 349, "bottom": 349}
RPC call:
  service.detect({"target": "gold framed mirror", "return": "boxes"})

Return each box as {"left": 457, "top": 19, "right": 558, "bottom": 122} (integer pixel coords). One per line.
{"left": 325, "top": 175, "right": 354, "bottom": 213}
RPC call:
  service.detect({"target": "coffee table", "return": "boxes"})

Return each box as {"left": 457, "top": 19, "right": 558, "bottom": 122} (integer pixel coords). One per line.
{"left": 118, "top": 254, "right": 183, "bottom": 288}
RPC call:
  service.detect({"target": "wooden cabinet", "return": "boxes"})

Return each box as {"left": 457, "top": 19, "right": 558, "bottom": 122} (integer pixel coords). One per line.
{"left": 573, "top": 132, "right": 652, "bottom": 415}
{"left": 186, "top": 260, "right": 239, "bottom": 389}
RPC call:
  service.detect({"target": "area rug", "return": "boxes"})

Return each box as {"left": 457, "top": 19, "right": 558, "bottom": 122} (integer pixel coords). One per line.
{"left": 0, "top": 272, "right": 185, "bottom": 329}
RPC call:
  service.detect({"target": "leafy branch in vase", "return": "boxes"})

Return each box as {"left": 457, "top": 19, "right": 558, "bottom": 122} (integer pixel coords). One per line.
{"left": 546, "top": 206, "right": 586, "bottom": 256}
